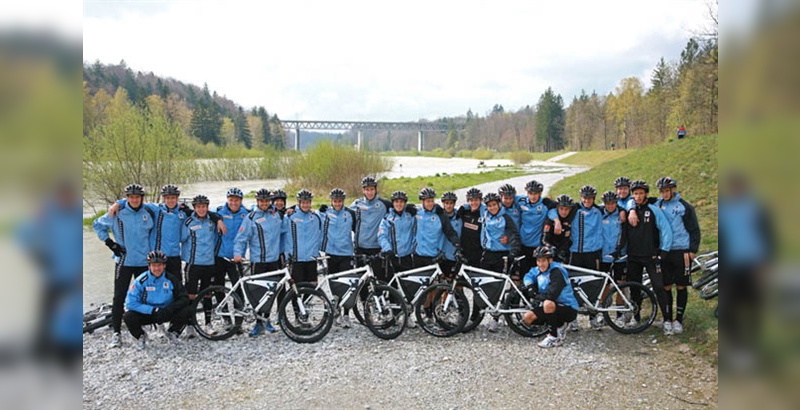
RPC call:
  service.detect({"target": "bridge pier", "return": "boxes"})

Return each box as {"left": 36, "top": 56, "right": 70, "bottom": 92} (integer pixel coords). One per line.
{"left": 417, "top": 130, "right": 424, "bottom": 151}
{"left": 357, "top": 130, "right": 363, "bottom": 151}
{"left": 294, "top": 125, "right": 300, "bottom": 150}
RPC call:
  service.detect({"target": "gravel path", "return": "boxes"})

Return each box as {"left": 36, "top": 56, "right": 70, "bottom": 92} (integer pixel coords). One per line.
{"left": 83, "top": 316, "right": 717, "bottom": 409}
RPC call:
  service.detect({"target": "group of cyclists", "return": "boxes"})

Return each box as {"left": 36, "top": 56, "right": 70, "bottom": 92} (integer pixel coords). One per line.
{"left": 93, "top": 173, "right": 700, "bottom": 350}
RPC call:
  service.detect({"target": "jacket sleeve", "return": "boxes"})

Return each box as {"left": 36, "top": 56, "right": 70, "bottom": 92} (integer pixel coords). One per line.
{"left": 523, "top": 268, "right": 537, "bottom": 287}
{"left": 346, "top": 208, "right": 357, "bottom": 232}
{"left": 650, "top": 204, "right": 673, "bottom": 252}
{"left": 92, "top": 212, "right": 114, "bottom": 242}
{"left": 437, "top": 209, "right": 460, "bottom": 247}
{"left": 547, "top": 207, "right": 558, "bottom": 221}
{"left": 167, "top": 274, "right": 190, "bottom": 312}
{"left": 542, "top": 266, "right": 568, "bottom": 301}
{"left": 615, "top": 219, "right": 628, "bottom": 253}
{"left": 378, "top": 217, "right": 393, "bottom": 253}
{"left": 125, "top": 275, "right": 155, "bottom": 315}
{"left": 542, "top": 197, "right": 557, "bottom": 209}
{"left": 233, "top": 215, "right": 253, "bottom": 258}
{"left": 542, "top": 219, "right": 554, "bottom": 247}
{"left": 502, "top": 214, "right": 521, "bottom": 255}
{"left": 680, "top": 199, "right": 702, "bottom": 253}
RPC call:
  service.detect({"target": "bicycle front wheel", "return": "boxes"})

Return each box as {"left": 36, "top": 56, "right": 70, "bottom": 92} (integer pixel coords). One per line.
{"left": 364, "top": 284, "right": 408, "bottom": 340}
{"left": 278, "top": 287, "right": 334, "bottom": 344}
{"left": 458, "top": 286, "right": 484, "bottom": 333}
{"left": 699, "top": 278, "right": 718, "bottom": 300}
{"left": 83, "top": 304, "right": 112, "bottom": 334}
{"left": 503, "top": 292, "right": 549, "bottom": 338}
{"left": 692, "top": 267, "right": 718, "bottom": 289}
{"left": 602, "top": 282, "right": 657, "bottom": 334}
{"left": 192, "top": 285, "right": 243, "bottom": 341}
{"left": 414, "top": 283, "right": 468, "bottom": 337}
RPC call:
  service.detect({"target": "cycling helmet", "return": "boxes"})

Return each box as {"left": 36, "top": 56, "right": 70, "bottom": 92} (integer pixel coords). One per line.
{"left": 124, "top": 183, "right": 145, "bottom": 196}
{"left": 391, "top": 190, "right": 408, "bottom": 202}
{"left": 361, "top": 176, "right": 378, "bottom": 187}
{"left": 329, "top": 188, "right": 346, "bottom": 200}
{"left": 656, "top": 176, "right": 677, "bottom": 189}
{"left": 498, "top": 183, "right": 516, "bottom": 197}
{"left": 483, "top": 192, "right": 501, "bottom": 204}
{"left": 555, "top": 194, "right": 574, "bottom": 207}
{"left": 418, "top": 187, "right": 436, "bottom": 200}
{"left": 226, "top": 187, "right": 244, "bottom": 198}
{"left": 525, "top": 180, "right": 544, "bottom": 193}
{"left": 532, "top": 246, "right": 555, "bottom": 259}
{"left": 441, "top": 191, "right": 457, "bottom": 202}
{"left": 630, "top": 180, "right": 649, "bottom": 193}
{"left": 271, "top": 189, "right": 287, "bottom": 200}
{"left": 614, "top": 177, "right": 631, "bottom": 188}
{"left": 465, "top": 188, "right": 483, "bottom": 200}
{"left": 160, "top": 184, "right": 180, "bottom": 196}
{"left": 296, "top": 189, "right": 314, "bottom": 201}
{"left": 579, "top": 185, "right": 598, "bottom": 198}
{"left": 601, "top": 191, "right": 618, "bottom": 203}
{"left": 192, "top": 194, "right": 210, "bottom": 205}
{"left": 255, "top": 188, "right": 271, "bottom": 200}
{"left": 147, "top": 250, "right": 167, "bottom": 264}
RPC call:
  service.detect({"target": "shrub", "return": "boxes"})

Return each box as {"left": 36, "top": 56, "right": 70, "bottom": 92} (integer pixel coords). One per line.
{"left": 509, "top": 150, "right": 533, "bottom": 165}
{"left": 472, "top": 147, "right": 494, "bottom": 160}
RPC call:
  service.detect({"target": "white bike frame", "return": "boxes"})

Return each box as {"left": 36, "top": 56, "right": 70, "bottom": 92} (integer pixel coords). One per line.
{"left": 561, "top": 263, "right": 637, "bottom": 314}
{"left": 387, "top": 263, "right": 443, "bottom": 306}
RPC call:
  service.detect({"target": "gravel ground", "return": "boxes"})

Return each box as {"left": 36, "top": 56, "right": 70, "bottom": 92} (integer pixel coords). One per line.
{"left": 83, "top": 316, "right": 718, "bottom": 409}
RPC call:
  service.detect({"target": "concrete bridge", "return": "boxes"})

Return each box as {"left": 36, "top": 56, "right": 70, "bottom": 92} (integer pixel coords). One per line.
{"left": 280, "top": 120, "right": 464, "bottom": 151}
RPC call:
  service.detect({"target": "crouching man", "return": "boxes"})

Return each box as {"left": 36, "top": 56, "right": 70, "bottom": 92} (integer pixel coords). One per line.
{"left": 124, "top": 250, "right": 193, "bottom": 350}
{"left": 521, "top": 246, "right": 579, "bottom": 348}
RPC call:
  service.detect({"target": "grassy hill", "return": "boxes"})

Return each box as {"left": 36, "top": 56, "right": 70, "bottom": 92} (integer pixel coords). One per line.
{"left": 550, "top": 134, "right": 718, "bottom": 360}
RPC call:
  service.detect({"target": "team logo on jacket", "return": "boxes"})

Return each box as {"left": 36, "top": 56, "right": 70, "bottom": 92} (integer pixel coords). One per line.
{"left": 146, "top": 286, "right": 156, "bottom": 291}
{"left": 430, "top": 216, "right": 436, "bottom": 221}
{"left": 143, "top": 214, "right": 148, "bottom": 221}
{"left": 163, "top": 282, "right": 170, "bottom": 288}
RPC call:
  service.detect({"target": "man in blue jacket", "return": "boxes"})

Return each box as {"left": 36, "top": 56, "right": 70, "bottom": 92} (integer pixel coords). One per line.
{"left": 481, "top": 193, "right": 521, "bottom": 333}
{"left": 613, "top": 180, "right": 673, "bottom": 331}
{"left": 181, "top": 195, "right": 222, "bottom": 335}
{"left": 93, "top": 183, "right": 154, "bottom": 348}
{"left": 319, "top": 188, "right": 357, "bottom": 328}
{"left": 656, "top": 177, "right": 701, "bottom": 335}
{"left": 413, "top": 188, "right": 460, "bottom": 268}
{"left": 216, "top": 188, "right": 250, "bottom": 304}
{"left": 351, "top": 176, "right": 392, "bottom": 276}
{"left": 234, "top": 188, "right": 288, "bottom": 336}
{"left": 287, "top": 189, "right": 323, "bottom": 284}
{"left": 498, "top": 183, "right": 522, "bottom": 228}
{"left": 439, "top": 191, "right": 462, "bottom": 277}
{"left": 378, "top": 191, "right": 417, "bottom": 280}
{"left": 124, "top": 250, "right": 192, "bottom": 350}
{"left": 517, "top": 180, "right": 557, "bottom": 276}
{"left": 521, "top": 246, "right": 579, "bottom": 348}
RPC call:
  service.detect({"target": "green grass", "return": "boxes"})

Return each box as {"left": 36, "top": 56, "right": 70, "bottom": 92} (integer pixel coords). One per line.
{"left": 551, "top": 134, "right": 719, "bottom": 361}
{"left": 556, "top": 149, "right": 633, "bottom": 167}
{"left": 379, "top": 168, "right": 527, "bottom": 199}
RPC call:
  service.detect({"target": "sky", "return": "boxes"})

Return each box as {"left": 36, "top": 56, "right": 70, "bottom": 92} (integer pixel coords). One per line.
{"left": 83, "top": 0, "right": 719, "bottom": 122}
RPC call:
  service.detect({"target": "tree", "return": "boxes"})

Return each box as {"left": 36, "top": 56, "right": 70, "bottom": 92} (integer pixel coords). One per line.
{"left": 234, "top": 106, "right": 252, "bottom": 148}
{"left": 535, "top": 87, "right": 565, "bottom": 151}
{"left": 190, "top": 84, "right": 223, "bottom": 145}
{"left": 606, "top": 77, "right": 645, "bottom": 148}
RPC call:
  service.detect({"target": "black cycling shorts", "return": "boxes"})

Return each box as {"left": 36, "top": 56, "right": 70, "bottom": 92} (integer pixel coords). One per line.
{"left": 662, "top": 250, "right": 691, "bottom": 286}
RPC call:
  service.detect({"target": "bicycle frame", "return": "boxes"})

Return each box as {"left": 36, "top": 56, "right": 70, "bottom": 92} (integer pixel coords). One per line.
{"left": 215, "top": 267, "right": 297, "bottom": 323}
{"left": 387, "top": 263, "right": 444, "bottom": 306}
{"left": 452, "top": 263, "right": 532, "bottom": 316}
{"left": 561, "top": 263, "right": 637, "bottom": 314}
{"left": 314, "top": 264, "right": 374, "bottom": 312}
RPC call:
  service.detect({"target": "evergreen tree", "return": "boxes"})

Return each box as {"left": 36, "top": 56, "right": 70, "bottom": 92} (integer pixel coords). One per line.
{"left": 234, "top": 106, "right": 252, "bottom": 148}
{"left": 535, "top": 87, "right": 565, "bottom": 151}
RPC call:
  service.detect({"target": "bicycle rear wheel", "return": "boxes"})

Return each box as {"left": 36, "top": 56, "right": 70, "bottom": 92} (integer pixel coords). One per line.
{"left": 278, "top": 287, "right": 334, "bottom": 343}
{"left": 503, "top": 293, "right": 549, "bottom": 338}
{"left": 192, "top": 285, "right": 243, "bottom": 341}
{"left": 364, "top": 284, "right": 408, "bottom": 340}
{"left": 699, "top": 278, "right": 718, "bottom": 300}
{"left": 414, "top": 283, "right": 468, "bottom": 337}
{"left": 692, "top": 266, "right": 718, "bottom": 289}
{"left": 602, "top": 282, "right": 657, "bottom": 334}
{"left": 83, "top": 304, "right": 113, "bottom": 334}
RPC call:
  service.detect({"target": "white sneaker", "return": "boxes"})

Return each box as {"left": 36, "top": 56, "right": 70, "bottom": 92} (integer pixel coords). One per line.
{"left": 407, "top": 314, "right": 418, "bottom": 329}
{"left": 672, "top": 320, "right": 684, "bottom": 334}
{"left": 487, "top": 319, "right": 500, "bottom": 333}
{"left": 160, "top": 326, "right": 181, "bottom": 345}
{"left": 109, "top": 332, "right": 122, "bottom": 348}
{"left": 589, "top": 316, "right": 603, "bottom": 331}
{"left": 568, "top": 320, "right": 580, "bottom": 332}
{"left": 663, "top": 320, "right": 673, "bottom": 336}
{"left": 184, "top": 326, "right": 197, "bottom": 339}
{"left": 136, "top": 332, "right": 147, "bottom": 351}
{"left": 204, "top": 322, "right": 219, "bottom": 336}
{"left": 615, "top": 316, "right": 627, "bottom": 328}
{"left": 556, "top": 323, "right": 568, "bottom": 342}
{"left": 537, "top": 334, "right": 562, "bottom": 348}
{"left": 340, "top": 315, "right": 351, "bottom": 329}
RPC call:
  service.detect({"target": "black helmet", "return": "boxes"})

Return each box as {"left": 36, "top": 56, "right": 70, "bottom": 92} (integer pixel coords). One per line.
{"left": 614, "top": 177, "right": 631, "bottom": 188}
{"left": 498, "top": 183, "right": 516, "bottom": 197}
{"left": 579, "top": 185, "right": 598, "bottom": 198}
{"left": 601, "top": 191, "right": 618, "bottom": 203}
{"left": 296, "top": 189, "right": 313, "bottom": 201}
{"left": 255, "top": 189, "right": 271, "bottom": 200}
{"left": 391, "top": 190, "right": 408, "bottom": 202}
{"left": 465, "top": 188, "right": 483, "bottom": 200}
{"left": 484, "top": 192, "right": 501, "bottom": 204}
{"left": 361, "top": 176, "right": 378, "bottom": 187}
{"left": 192, "top": 194, "right": 210, "bottom": 206}
{"left": 555, "top": 194, "right": 574, "bottom": 207}
{"left": 329, "top": 188, "right": 346, "bottom": 200}
{"left": 147, "top": 250, "right": 167, "bottom": 264}
{"left": 630, "top": 180, "right": 649, "bottom": 193}
{"left": 656, "top": 176, "right": 677, "bottom": 190}
{"left": 525, "top": 180, "right": 544, "bottom": 193}
{"left": 532, "top": 246, "right": 555, "bottom": 259}
{"left": 271, "top": 189, "right": 287, "bottom": 200}
{"left": 124, "top": 183, "right": 145, "bottom": 196}
{"left": 441, "top": 191, "right": 457, "bottom": 202}
{"left": 226, "top": 188, "right": 244, "bottom": 198}
{"left": 419, "top": 187, "right": 436, "bottom": 200}
{"left": 160, "top": 184, "right": 180, "bottom": 196}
